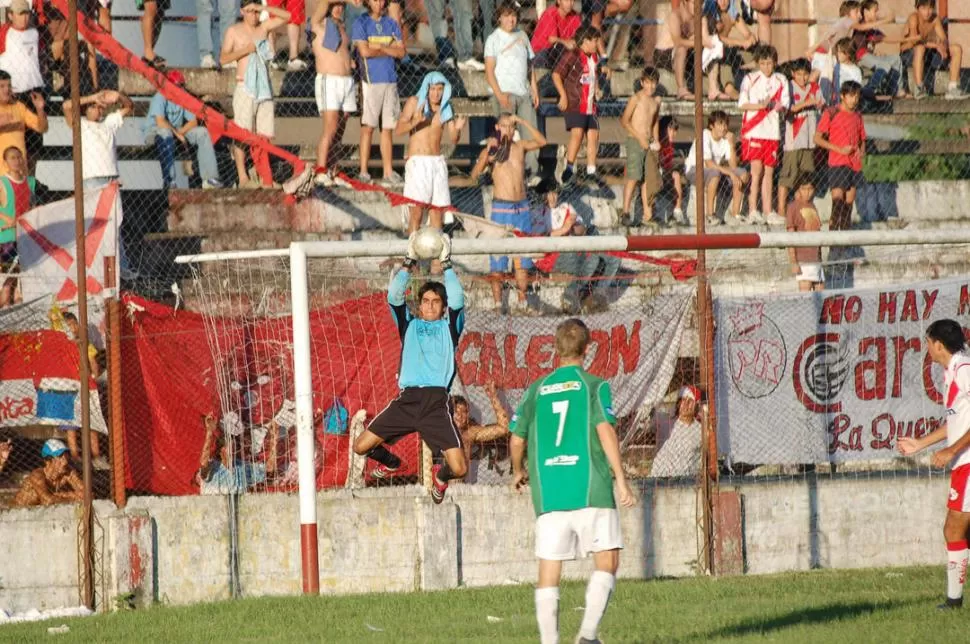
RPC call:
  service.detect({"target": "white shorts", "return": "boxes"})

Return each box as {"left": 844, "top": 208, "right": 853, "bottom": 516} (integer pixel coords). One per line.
{"left": 535, "top": 507, "right": 623, "bottom": 561}
{"left": 796, "top": 262, "right": 824, "bottom": 283}
{"left": 403, "top": 155, "right": 451, "bottom": 208}
{"left": 315, "top": 74, "right": 357, "bottom": 114}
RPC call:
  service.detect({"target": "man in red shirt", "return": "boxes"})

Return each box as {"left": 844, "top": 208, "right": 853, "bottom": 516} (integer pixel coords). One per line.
{"left": 814, "top": 80, "right": 865, "bottom": 231}
{"left": 553, "top": 26, "right": 601, "bottom": 184}
{"left": 532, "top": 0, "right": 581, "bottom": 69}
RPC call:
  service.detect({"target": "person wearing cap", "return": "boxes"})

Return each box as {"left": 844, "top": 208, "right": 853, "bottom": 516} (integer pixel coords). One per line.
{"left": 0, "top": 0, "right": 45, "bottom": 168}
{"left": 12, "top": 439, "right": 83, "bottom": 507}
{"left": 144, "top": 70, "right": 222, "bottom": 190}
{"left": 650, "top": 385, "right": 703, "bottom": 478}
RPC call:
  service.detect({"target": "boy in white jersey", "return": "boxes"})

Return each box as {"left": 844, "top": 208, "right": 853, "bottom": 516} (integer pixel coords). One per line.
{"left": 777, "top": 57, "right": 823, "bottom": 216}
{"left": 738, "top": 44, "right": 789, "bottom": 225}
{"left": 510, "top": 318, "right": 636, "bottom": 644}
{"left": 899, "top": 319, "right": 970, "bottom": 610}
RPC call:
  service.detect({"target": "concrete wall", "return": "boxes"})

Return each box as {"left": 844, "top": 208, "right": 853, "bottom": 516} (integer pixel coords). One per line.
{"left": 0, "top": 476, "right": 947, "bottom": 613}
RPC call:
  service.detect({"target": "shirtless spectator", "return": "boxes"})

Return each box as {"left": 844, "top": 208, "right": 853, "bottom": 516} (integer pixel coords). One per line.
{"left": 452, "top": 382, "right": 511, "bottom": 483}
{"left": 655, "top": 0, "right": 694, "bottom": 100}
{"left": 12, "top": 439, "right": 84, "bottom": 507}
{"left": 395, "top": 71, "right": 466, "bottom": 233}
{"left": 900, "top": 0, "right": 966, "bottom": 100}
{"left": 620, "top": 67, "right": 661, "bottom": 227}
{"left": 312, "top": 0, "right": 357, "bottom": 187}
{"left": 0, "top": 438, "right": 10, "bottom": 474}
{"left": 0, "top": 71, "right": 46, "bottom": 175}
{"left": 221, "top": 0, "right": 291, "bottom": 188}
{"left": 471, "top": 113, "right": 546, "bottom": 313}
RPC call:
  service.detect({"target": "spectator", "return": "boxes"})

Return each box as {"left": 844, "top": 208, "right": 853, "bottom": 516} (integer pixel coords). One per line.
{"left": 776, "top": 58, "right": 822, "bottom": 217}
{"left": 221, "top": 0, "right": 291, "bottom": 188}
{"left": 197, "top": 0, "right": 239, "bottom": 69}
{"left": 815, "top": 80, "right": 865, "bottom": 231}
{"left": 0, "top": 0, "right": 45, "bottom": 170}
{"left": 542, "top": 185, "right": 619, "bottom": 313}
{"left": 144, "top": 70, "right": 222, "bottom": 190}
{"left": 395, "top": 71, "right": 466, "bottom": 234}
{"left": 268, "top": 0, "right": 308, "bottom": 71}
{"left": 854, "top": 0, "right": 909, "bottom": 99}
{"left": 63, "top": 90, "right": 133, "bottom": 190}
{"left": 738, "top": 44, "right": 788, "bottom": 225}
{"left": 196, "top": 413, "right": 278, "bottom": 494}
{"left": 139, "top": 0, "right": 167, "bottom": 68}
{"left": 650, "top": 386, "right": 702, "bottom": 478}
{"left": 704, "top": 0, "right": 757, "bottom": 100}
{"left": 0, "top": 437, "right": 9, "bottom": 473}
{"left": 620, "top": 66, "right": 661, "bottom": 227}
{"left": 0, "top": 70, "right": 46, "bottom": 175}
{"left": 786, "top": 174, "right": 824, "bottom": 292}
{"left": 531, "top": 0, "right": 581, "bottom": 70}
{"left": 426, "top": 0, "right": 483, "bottom": 71}
{"left": 352, "top": 0, "right": 406, "bottom": 185}
{"left": 900, "top": 0, "right": 966, "bottom": 100}
{"left": 452, "top": 382, "right": 511, "bottom": 483}
{"left": 581, "top": 0, "right": 632, "bottom": 65}
{"left": 471, "top": 113, "right": 546, "bottom": 312}
{"left": 654, "top": 0, "right": 694, "bottom": 100}
{"left": 311, "top": 0, "right": 356, "bottom": 187}
{"left": 484, "top": 3, "right": 540, "bottom": 184}
{"left": 57, "top": 310, "right": 109, "bottom": 469}
{"left": 554, "top": 26, "right": 602, "bottom": 184}
{"left": 95, "top": 0, "right": 112, "bottom": 33}
{"left": 832, "top": 38, "right": 863, "bottom": 103}
{"left": 0, "top": 147, "right": 36, "bottom": 308}
{"left": 11, "top": 439, "right": 83, "bottom": 507}
{"left": 805, "top": 1, "right": 862, "bottom": 96}
{"left": 684, "top": 109, "right": 748, "bottom": 226}
{"left": 659, "top": 116, "right": 686, "bottom": 224}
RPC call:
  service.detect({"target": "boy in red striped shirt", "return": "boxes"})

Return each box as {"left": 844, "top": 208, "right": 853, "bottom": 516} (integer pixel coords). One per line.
{"left": 553, "top": 26, "right": 602, "bottom": 184}
{"left": 738, "top": 45, "right": 788, "bottom": 225}
{"left": 814, "top": 80, "right": 865, "bottom": 231}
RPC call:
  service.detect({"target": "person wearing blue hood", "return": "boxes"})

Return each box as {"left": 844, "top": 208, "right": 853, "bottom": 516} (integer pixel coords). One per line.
{"left": 395, "top": 71, "right": 467, "bottom": 234}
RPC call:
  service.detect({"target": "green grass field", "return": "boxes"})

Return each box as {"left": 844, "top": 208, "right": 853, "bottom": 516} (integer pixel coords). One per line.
{"left": 0, "top": 566, "right": 964, "bottom": 643}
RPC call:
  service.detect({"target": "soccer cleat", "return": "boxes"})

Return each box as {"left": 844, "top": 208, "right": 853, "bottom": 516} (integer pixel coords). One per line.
{"left": 576, "top": 637, "right": 601, "bottom": 644}
{"left": 369, "top": 464, "right": 400, "bottom": 480}
{"left": 430, "top": 464, "right": 448, "bottom": 504}
{"left": 938, "top": 597, "right": 963, "bottom": 610}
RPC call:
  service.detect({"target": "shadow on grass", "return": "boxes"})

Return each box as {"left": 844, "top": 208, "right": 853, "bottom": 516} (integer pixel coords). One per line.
{"left": 688, "top": 599, "right": 923, "bottom": 640}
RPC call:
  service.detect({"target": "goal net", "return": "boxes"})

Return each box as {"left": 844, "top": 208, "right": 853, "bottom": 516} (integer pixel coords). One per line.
{"left": 183, "top": 244, "right": 701, "bottom": 499}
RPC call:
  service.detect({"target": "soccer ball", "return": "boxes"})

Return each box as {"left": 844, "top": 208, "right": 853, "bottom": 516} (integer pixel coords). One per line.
{"left": 412, "top": 227, "right": 444, "bottom": 259}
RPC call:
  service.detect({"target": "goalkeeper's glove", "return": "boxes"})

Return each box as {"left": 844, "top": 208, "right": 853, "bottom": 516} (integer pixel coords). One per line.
{"left": 403, "top": 231, "right": 420, "bottom": 269}
{"left": 438, "top": 232, "right": 453, "bottom": 271}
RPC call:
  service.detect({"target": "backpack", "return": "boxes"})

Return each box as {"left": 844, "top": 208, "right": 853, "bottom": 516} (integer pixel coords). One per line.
{"left": 323, "top": 397, "right": 349, "bottom": 436}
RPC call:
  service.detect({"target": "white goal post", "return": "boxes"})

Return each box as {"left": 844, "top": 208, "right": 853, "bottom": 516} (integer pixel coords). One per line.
{"left": 175, "top": 228, "right": 970, "bottom": 594}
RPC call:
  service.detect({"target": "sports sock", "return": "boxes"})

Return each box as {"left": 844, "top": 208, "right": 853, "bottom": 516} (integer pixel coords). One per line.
{"left": 436, "top": 462, "right": 454, "bottom": 483}
{"left": 578, "top": 570, "right": 615, "bottom": 640}
{"left": 535, "top": 586, "right": 560, "bottom": 644}
{"left": 586, "top": 165, "right": 597, "bottom": 175}
{"left": 365, "top": 446, "right": 401, "bottom": 469}
{"left": 947, "top": 540, "right": 968, "bottom": 600}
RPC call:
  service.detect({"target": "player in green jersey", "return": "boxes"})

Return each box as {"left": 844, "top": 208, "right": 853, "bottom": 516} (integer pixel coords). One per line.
{"left": 509, "top": 318, "right": 636, "bottom": 644}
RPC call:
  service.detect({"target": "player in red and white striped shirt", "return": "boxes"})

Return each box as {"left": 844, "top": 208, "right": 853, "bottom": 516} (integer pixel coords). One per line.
{"left": 899, "top": 319, "right": 970, "bottom": 610}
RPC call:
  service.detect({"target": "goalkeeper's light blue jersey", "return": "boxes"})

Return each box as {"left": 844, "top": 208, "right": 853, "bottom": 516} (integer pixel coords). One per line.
{"left": 388, "top": 268, "right": 465, "bottom": 389}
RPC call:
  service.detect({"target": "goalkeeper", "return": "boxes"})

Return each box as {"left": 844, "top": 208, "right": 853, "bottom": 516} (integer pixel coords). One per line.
{"left": 353, "top": 230, "right": 468, "bottom": 503}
